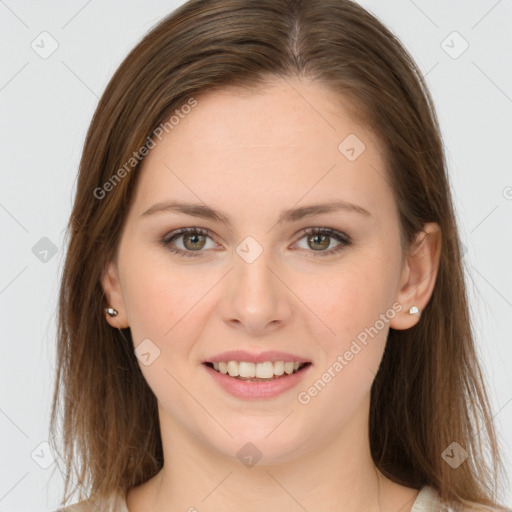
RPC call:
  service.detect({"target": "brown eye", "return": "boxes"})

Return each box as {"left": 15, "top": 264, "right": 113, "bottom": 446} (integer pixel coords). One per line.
{"left": 295, "top": 228, "right": 352, "bottom": 257}
{"left": 163, "top": 227, "right": 215, "bottom": 258}
{"left": 182, "top": 232, "right": 207, "bottom": 250}
{"left": 162, "top": 226, "right": 352, "bottom": 259}
{"left": 307, "top": 233, "right": 331, "bottom": 251}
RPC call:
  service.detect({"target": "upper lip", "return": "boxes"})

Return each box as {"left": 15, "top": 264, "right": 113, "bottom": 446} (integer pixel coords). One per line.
{"left": 203, "top": 350, "right": 311, "bottom": 364}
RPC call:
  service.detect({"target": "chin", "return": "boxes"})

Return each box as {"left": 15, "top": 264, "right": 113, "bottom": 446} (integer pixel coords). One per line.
{"left": 204, "top": 429, "right": 310, "bottom": 467}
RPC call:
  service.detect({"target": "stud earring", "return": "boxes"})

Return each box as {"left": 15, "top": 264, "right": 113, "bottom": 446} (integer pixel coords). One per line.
{"left": 105, "top": 307, "right": 118, "bottom": 317}
{"left": 408, "top": 306, "right": 420, "bottom": 316}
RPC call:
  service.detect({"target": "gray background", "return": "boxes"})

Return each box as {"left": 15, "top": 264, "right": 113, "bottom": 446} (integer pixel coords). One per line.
{"left": 0, "top": 1, "right": 511, "bottom": 510}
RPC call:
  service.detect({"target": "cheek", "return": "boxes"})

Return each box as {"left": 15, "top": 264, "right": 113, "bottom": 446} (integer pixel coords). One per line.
{"left": 120, "top": 246, "right": 207, "bottom": 344}
{"left": 122, "top": 273, "right": 177, "bottom": 343}
{"left": 296, "top": 252, "right": 398, "bottom": 402}
{"left": 118, "top": 252, "right": 210, "bottom": 413}
{"left": 296, "top": 273, "right": 390, "bottom": 432}
{"left": 304, "top": 257, "right": 397, "bottom": 345}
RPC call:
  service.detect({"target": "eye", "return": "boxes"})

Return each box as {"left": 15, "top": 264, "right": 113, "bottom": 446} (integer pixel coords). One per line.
{"left": 162, "top": 227, "right": 217, "bottom": 258}
{"left": 294, "top": 227, "right": 352, "bottom": 257}
{"left": 161, "top": 227, "right": 352, "bottom": 258}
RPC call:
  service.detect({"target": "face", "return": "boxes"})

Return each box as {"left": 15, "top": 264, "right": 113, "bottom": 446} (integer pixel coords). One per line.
{"left": 102, "top": 77, "right": 417, "bottom": 464}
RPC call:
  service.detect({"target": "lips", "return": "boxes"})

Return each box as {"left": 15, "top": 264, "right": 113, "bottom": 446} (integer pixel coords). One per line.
{"left": 203, "top": 359, "right": 313, "bottom": 399}
{"left": 203, "top": 350, "right": 311, "bottom": 364}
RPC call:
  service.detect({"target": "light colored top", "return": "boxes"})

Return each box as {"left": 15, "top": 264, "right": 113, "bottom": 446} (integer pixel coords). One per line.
{"left": 54, "top": 484, "right": 507, "bottom": 511}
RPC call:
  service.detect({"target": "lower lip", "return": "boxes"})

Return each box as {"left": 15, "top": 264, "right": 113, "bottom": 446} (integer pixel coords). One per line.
{"left": 203, "top": 363, "right": 312, "bottom": 399}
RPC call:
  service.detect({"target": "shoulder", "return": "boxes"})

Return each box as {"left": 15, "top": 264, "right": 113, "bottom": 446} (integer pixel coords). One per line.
{"left": 54, "top": 502, "right": 89, "bottom": 512}
{"left": 412, "top": 485, "right": 452, "bottom": 512}
{"left": 412, "top": 485, "right": 511, "bottom": 512}
{"left": 54, "top": 491, "right": 129, "bottom": 512}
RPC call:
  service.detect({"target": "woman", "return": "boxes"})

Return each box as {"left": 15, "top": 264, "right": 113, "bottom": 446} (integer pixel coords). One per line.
{"left": 50, "top": 0, "right": 510, "bottom": 510}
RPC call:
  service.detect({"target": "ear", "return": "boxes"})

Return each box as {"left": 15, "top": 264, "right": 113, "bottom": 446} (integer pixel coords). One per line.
{"left": 389, "top": 222, "right": 442, "bottom": 330}
{"left": 100, "top": 260, "right": 130, "bottom": 329}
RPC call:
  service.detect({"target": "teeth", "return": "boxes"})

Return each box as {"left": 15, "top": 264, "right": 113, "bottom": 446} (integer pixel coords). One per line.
{"left": 284, "top": 362, "right": 294, "bottom": 374}
{"left": 227, "top": 361, "right": 239, "bottom": 377}
{"left": 255, "top": 361, "right": 273, "bottom": 378}
{"left": 274, "top": 361, "right": 284, "bottom": 375}
{"left": 209, "top": 360, "right": 307, "bottom": 378}
{"left": 239, "top": 361, "right": 256, "bottom": 378}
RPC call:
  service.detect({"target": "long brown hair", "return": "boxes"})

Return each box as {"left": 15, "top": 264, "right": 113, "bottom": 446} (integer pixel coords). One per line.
{"left": 49, "top": 0, "right": 510, "bottom": 509}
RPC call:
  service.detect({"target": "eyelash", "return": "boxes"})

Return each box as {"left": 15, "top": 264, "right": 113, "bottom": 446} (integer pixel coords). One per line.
{"left": 161, "top": 227, "right": 352, "bottom": 258}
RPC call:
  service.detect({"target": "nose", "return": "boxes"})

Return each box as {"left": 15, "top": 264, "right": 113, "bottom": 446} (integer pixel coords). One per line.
{"left": 219, "top": 246, "right": 293, "bottom": 335}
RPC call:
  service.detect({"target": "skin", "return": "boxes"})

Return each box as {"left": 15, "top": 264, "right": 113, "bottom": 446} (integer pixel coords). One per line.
{"left": 102, "top": 76, "right": 441, "bottom": 512}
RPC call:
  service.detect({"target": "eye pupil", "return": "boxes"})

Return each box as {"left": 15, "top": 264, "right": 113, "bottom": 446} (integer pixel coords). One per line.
{"left": 308, "top": 233, "right": 329, "bottom": 251}
{"left": 184, "top": 233, "right": 206, "bottom": 250}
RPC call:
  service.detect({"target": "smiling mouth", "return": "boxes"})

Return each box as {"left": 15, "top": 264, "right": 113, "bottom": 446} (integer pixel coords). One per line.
{"left": 204, "top": 361, "right": 312, "bottom": 382}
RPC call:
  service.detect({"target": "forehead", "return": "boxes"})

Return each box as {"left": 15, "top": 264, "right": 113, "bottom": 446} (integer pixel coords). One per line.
{"left": 166, "top": 78, "right": 370, "bottom": 150}
{"left": 131, "top": 78, "right": 394, "bottom": 225}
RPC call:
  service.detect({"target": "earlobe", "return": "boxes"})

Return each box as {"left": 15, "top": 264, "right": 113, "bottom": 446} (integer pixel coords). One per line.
{"left": 390, "top": 222, "right": 442, "bottom": 330}
{"left": 100, "top": 261, "right": 129, "bottom": 329}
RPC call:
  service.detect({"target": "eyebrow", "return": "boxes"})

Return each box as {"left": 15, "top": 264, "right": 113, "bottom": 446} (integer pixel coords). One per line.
{"left": 140, "top": 199, "right": 371, "bottom": 227}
